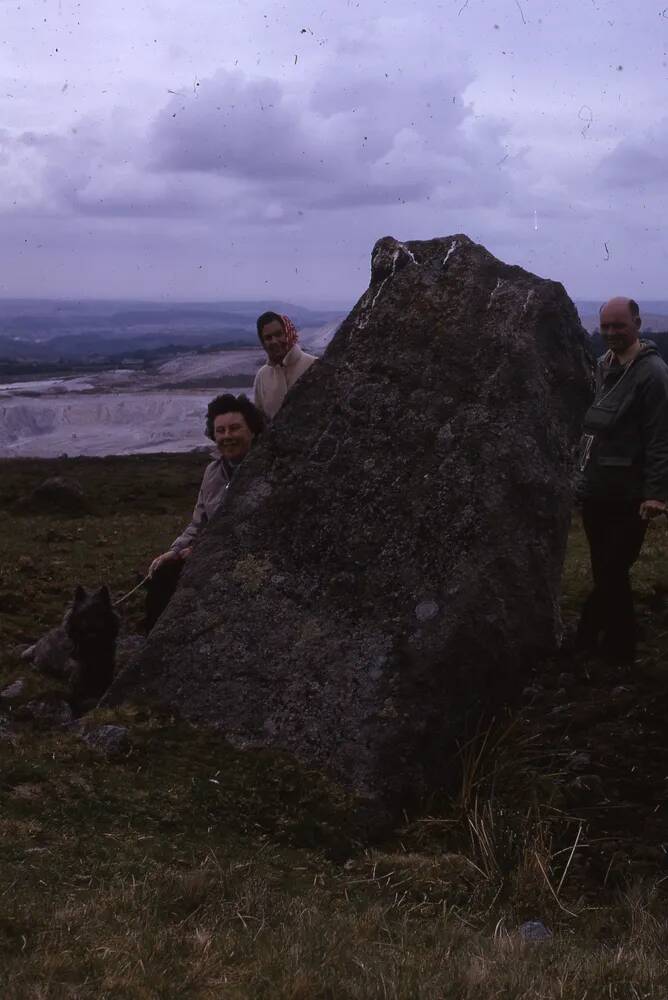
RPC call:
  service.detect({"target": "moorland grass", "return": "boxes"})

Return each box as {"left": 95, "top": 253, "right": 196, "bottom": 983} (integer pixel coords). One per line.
{"left": 1, "top": 454, "right": 668, "bottom": 999}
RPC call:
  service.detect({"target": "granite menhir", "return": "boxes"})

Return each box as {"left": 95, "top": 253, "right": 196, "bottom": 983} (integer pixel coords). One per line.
{"left": 108, "top": 235, "right": 593, "bottom": 809}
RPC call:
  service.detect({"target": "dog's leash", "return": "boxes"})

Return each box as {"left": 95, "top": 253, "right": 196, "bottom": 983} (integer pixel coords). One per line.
{"left": 113, "top": 574, "right": 151, "bottom": 608}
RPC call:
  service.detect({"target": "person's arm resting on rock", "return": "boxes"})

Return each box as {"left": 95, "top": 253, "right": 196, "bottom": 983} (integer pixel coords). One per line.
{"left": 148, "top": 495, "right": 203, "bottom": 576}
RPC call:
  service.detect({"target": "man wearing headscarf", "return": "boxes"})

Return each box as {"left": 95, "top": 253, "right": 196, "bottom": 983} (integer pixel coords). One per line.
{"left": 253, "top": 311, "right": 318, "bottom": 420}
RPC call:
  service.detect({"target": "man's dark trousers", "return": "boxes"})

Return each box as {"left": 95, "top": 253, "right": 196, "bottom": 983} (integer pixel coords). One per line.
{"left": 577, "top": 499, "right": 647, "bottom": 662}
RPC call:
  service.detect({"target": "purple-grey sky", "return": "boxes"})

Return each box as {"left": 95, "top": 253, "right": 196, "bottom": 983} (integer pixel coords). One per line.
{"left": 1, "top": 0, "right": 666, "bottom": 305}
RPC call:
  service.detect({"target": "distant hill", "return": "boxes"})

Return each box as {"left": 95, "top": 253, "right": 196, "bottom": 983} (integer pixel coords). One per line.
{"left": 0, "top": 298, "right": 346, "bottom": 366}
{"left": 575, "top": 300, "right": 668, "bottom": 334}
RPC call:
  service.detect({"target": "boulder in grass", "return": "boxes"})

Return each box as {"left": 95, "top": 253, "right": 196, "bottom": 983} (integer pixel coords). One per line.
{"left": 0, "top": 678, "right": 25, "bottom": 700}
{"left": 107, "top": 234, "right": 593, "bottom": 814}
{"left": 82, "top": 724, "right": 131, "bottom": 756}
{"left": 20, "top": 476, "right": 90, "bottom": 516}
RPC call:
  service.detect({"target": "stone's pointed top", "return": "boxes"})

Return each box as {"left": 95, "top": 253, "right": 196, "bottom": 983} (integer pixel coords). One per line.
{"left": 370, "top": 236, "right": 423, "bottom": 283}
{"left": 107, "top": 234, "right": 593, "bottom": 816}
{"left": 370, "top": 234, "right": 475, "bottom": 284}
{"left": 328, "top": 232, "right": 580, "bottom": 364}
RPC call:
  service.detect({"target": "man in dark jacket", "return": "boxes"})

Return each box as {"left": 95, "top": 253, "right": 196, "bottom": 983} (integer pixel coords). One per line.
{"left": 576, "top": 296, "right": 668, "bottom": 665}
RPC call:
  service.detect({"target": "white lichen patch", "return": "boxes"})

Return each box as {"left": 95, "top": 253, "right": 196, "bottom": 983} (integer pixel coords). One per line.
{"left": 522, "top": 289, "right": 535, "bottom": 316}
{"left": 486, "top": 278, "right": 506, "bottom": 310}
{"left": 360, "top": 243, "right": 420, "bottom": 328}
{"left": 401, "top": 244, "right": 420, "bottom": 266}
{"left": 442, "top": 239, "right": 459, "bottom": 266}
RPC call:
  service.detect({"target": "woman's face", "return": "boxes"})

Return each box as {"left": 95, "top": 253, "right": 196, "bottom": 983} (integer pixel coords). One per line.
{"left": 260, "top": 319, "right": 290, "bottom": 364}
{"left": 213, "top": 411, "right": 254, "bottom": 461}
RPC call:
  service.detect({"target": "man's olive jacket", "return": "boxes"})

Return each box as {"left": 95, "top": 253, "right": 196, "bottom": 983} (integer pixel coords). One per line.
{"left": 580, "top": 340, "right": 668, "bottom": 502}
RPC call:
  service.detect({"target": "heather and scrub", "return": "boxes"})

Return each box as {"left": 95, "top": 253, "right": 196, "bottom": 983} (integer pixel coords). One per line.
{"left": 2, "top": 453, "right": 668, "bottom": 999}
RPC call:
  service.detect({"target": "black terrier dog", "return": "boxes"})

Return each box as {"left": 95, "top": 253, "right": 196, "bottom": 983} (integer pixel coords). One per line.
{"left": 22, "top": 585, "right": 120, "bottom": 710}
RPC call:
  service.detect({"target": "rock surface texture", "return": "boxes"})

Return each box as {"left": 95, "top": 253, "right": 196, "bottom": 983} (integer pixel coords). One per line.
{"left": 108, "top": 235, "right": 593, "bottom": 807}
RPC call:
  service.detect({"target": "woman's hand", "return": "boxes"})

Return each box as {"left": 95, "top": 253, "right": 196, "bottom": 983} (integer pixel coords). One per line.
{"left": 148, "top": 549, "right": 181, "bottom": 577}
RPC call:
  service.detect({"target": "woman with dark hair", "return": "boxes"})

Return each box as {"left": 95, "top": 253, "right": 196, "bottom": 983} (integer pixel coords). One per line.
{"left": 145, "top": 393, "right": 264, "bottom": 630}
{"left": 253, "top": 311, "right": 317, "bottom": 419}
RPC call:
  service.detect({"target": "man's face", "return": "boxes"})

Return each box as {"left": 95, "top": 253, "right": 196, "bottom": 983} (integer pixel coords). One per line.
{"left": 260, "top": 319, "right": 290, "bottom": 364}
{"left": 213, "top": 411, "right": 254, "bottom": 461}
{"left": 600, "top": 301, "right": 640, "bottom": 356}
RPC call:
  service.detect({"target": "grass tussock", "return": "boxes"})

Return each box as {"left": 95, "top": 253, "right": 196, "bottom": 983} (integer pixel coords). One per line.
{"left": 2, "top": 455, "right": 668, "bottom": 997}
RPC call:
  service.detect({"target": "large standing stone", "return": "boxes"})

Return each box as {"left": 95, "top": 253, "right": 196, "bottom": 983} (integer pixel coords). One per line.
{"left": 108, "top": 235, "right": 592, "bottom": 808}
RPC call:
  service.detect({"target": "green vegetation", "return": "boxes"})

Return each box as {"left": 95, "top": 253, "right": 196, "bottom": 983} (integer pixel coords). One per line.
{"left": 1, "top": 454, "right": 668, "bottom": 998}
{"left": 0, "top": 454, "right": 205, "bottom": 645}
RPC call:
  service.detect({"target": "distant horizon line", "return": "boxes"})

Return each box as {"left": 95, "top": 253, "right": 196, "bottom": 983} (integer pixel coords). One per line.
{"left": 0, "top": 294, "right": 667, "bottom": 313}
{"left": 0, "top": 294, "right": 353, "bottom": 310}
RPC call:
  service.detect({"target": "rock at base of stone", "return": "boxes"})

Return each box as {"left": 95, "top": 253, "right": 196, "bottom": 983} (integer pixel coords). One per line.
{"left": 107, "top": 233, "right": 592, "bottom": 812}
{"left": 519, "top": 920, "right": 553, "bottom": 942}
{"left": 0, "top": 678, "right": 25, "bottom": 700}
{"left": 82, "top": 724, "right": 131, "bottom": 756}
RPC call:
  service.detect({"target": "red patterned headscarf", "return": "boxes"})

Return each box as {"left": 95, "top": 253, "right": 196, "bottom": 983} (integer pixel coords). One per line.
{"left": 280, "top": 315, "right": 299, "bottom": 350}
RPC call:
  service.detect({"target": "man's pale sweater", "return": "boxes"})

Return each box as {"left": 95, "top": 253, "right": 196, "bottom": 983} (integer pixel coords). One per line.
{"left": 253, "top": 344, "right": 317, "bottom": 420}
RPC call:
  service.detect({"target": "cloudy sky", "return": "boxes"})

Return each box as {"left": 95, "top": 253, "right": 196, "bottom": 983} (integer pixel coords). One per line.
{"left": 1, "top": 0, "right": 666, "bottom": 306}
